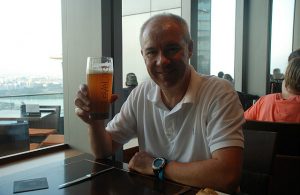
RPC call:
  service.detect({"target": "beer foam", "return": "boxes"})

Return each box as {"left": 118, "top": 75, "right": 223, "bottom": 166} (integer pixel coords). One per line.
{"left": 86, "top": 63, "right": 113, "bottom": 74}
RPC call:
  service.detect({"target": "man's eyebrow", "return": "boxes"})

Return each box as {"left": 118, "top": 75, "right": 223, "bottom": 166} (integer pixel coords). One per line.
{"left": 165, "top": 43, "right": 181, "bottom": 47}
{"left": 144, "top": 47, "right": 156, "bottom": 51}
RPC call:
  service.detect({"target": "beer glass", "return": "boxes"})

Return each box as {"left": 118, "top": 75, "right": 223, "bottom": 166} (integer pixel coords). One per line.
{"left": 86, "top": 57, "right": 113, "bottom": 120}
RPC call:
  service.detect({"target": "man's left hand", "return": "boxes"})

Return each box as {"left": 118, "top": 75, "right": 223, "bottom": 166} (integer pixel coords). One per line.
{"left": 128, "top": 151, "right": 154, "bottom": 175}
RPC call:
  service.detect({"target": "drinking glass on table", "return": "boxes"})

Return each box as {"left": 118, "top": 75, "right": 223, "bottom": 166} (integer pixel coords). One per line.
{"left": 86, "top": 56, "right": 113, "bottom": 120}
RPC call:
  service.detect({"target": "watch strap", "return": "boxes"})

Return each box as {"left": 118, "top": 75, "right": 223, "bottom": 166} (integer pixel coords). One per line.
{"left": 158, "top": 167, "right": 165, "bottom": 180}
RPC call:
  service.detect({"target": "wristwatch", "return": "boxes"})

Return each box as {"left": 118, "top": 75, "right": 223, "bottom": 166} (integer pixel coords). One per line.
{"left": 152, "top": 157, "right": 167, "bottom": 180}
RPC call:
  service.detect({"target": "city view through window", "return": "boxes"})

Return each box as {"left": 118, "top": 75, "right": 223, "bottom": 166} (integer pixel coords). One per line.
{"left": 0, "top": 0, "right": 63, "bottom": 113}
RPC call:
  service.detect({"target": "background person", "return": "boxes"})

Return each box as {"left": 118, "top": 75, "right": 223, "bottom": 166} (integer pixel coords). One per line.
{"left": 245, "top": 57, "right": 300, "bottom": 122}
{"left": 75, "top": 13, "right": 244, "bottom": 193}
{"left": 223, "top": 73, "right": 234, "bottom": 86}
{"left": 217, "top": 71, "right": 224, "bottom": 78}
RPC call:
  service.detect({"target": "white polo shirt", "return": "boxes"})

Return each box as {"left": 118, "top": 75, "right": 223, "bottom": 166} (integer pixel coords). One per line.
{"left": 106, "top": 67, "right": 244, "bottom": 162}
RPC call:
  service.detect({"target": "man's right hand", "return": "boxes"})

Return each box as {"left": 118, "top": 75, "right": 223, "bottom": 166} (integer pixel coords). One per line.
{"left": 74, "top": 84, "right": 93, "bottom": 124}
{"left": 74, "top": 84, "right": 118, "bottom": 125}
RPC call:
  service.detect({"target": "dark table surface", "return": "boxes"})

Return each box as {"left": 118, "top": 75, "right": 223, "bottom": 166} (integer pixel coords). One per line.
{"left": 0, "top": 153, "right": 200, "bottom": 195}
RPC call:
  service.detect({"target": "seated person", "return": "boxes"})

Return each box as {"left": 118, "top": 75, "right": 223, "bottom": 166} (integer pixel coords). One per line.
{"left": 75, "top": 13, "right": 244, "bottom": 193}
{"left": 223, "top": 73, "right": 234, "bottom": 86}
{"left": 271, "top": 68, "right": 284, "bottom": 80}
{"left": 244, "top": 57, "right": 300, "bottom": 122}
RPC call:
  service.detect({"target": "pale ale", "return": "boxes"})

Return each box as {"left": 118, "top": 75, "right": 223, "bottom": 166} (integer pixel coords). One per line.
{"left": 86, "top": 57, "right": 113, "bottom": 119}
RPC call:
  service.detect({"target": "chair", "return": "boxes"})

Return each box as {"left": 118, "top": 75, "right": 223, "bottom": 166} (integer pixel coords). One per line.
{"left": 243, "top": 120, "right": 300, "bottom": 156}
{"left": 0, "top": 120, "right": 29, "bottom": 156}
{"left": 29, "top": 105, "right": 61, "bottom": 144}
{"left": 236, "top": 91, "right": 260, "bottom": 111}
{"left": 240, "top": 129, "right": 277, "bottom": 195}
{"left": 269, "top": 155, "right": 300, "bottom": 195}
{"left": 269, "top": 79, "right": 283, "bottom": 93}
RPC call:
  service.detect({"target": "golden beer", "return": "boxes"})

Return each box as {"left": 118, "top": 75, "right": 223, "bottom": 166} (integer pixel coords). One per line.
{"left": 86, "top": 57, "right": 113, "bottom": 119}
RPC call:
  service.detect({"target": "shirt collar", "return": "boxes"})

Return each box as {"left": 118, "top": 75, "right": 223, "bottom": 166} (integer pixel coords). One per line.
{"left": 147, "top": 65, "right": 200, "bottom": 107}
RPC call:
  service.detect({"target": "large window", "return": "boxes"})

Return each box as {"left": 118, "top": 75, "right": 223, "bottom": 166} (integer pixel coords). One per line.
{"left": 0, "top": 0, "right": 63, "bottom": 156}
{"left": 195, "top": 0, "right": 236, "bottom": 82}
{"left": 0, "top": 0, "right": 63, "bottom": 109}
{"left": 270, "top": 0, "right": 295, "bottom": 76}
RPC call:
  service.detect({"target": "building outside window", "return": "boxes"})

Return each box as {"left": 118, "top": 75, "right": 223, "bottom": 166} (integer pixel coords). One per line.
{"left": 196, "top": 0, "right": 236, "bottom": 81}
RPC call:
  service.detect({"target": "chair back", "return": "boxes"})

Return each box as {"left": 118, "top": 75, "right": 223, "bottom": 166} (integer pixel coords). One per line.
{"left": 243, "top": 120, "right": 300, "bottom": 156}
{"left": 270, "top": 155, "right": 300, "bottom": 195}
{"left": 236, "top": 91, "right": 260, "bottom": 110}
{"left": 29, "top": 105, "right": 61, "bottom": 133}
{"left": 240, "top": 129, "right": 277, "bottom": 195}
{"left": 0, "top": 120, "right": 29, "bottom": 156}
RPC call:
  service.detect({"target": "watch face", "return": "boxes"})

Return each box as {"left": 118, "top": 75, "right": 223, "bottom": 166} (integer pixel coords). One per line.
{"left": 153, "top": 158, "right": 164, "bottom": 168}
{"left": 152, "top": 157, "right": 166, "bottom": 170}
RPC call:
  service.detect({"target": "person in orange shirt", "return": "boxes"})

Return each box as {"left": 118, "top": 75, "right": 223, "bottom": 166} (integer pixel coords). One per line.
{"left": 244, "top": 56, "right": 300, "bottom": 123}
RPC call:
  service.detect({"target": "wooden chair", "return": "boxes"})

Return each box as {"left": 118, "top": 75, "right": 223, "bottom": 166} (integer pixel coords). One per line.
{"left": 0, "top": 120, "right": 29, "bottom": 156}
{"left": 243, "top": 120, "right": 300, "bottom": 156}
{"left": 240, "top": 129, "right": 277, "bottom": 195}
{"left": 29, "top": 105, "right": 61, "bottom": 144}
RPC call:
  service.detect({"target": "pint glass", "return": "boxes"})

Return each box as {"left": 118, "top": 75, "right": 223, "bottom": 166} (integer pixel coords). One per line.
{"left": 86, "top": 57, "right": 113, "bottom": 120}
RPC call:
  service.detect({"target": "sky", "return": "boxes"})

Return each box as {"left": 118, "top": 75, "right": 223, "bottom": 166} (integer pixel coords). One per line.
{"left": 0, "top": 0, "right": 62, "bottom": 77}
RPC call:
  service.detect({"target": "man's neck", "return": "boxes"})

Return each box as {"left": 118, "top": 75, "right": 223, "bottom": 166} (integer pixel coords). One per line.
{"left": 161, "top": 68, "right": 191, "bottom": 110}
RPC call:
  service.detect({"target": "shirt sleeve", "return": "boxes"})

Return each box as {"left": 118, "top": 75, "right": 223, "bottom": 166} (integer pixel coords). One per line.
{"left": 204, "top": 79, "right": 245, "bottom": 153}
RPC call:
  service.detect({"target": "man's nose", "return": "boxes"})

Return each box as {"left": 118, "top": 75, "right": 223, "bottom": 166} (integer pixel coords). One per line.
{"left": 156, "top": 52, "right": 170, "bottom": 66}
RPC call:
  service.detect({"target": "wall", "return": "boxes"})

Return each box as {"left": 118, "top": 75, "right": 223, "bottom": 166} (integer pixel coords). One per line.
{"left": 62, "top": 0, "right": 102, "bottom": 153}
{"left": 241, "top": 0, "right": 272, "bottom": 96}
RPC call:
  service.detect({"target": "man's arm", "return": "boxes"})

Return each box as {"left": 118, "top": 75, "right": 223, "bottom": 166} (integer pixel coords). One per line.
{"left": 87, "top": 120, "right": 122, "bottom": 159}
{"left": 128, "top": 147, "right": 243, "bottom": 194}
{"left": 165, "top": 147, "right": 243, "bottom": 193}
{"left": 75, "top": 84, "right": 122, "bottom": 159}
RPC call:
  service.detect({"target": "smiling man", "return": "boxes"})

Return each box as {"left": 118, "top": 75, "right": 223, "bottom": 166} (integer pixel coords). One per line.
{"left": 75, "top": 13, "right": 244, "bottom": 193}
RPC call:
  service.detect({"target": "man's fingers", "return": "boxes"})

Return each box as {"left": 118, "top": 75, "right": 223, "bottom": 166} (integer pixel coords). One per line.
{"left": 75, "top": 107, "right": 91, "bottom": 124}
{"left": 110, "top": 94, "right": 119, "bottom": 103}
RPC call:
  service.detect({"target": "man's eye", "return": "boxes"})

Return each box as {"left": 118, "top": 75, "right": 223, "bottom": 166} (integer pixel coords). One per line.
{"left": 166, "top": 47, "right": 180, "bottom": 55}
{"left": 146, "top": 51, "right": 156, "bottom": 56}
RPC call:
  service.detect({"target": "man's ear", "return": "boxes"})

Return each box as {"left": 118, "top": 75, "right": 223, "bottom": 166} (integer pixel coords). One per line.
{"left": 188, "top": 40, "right": 193, "bottom": 57}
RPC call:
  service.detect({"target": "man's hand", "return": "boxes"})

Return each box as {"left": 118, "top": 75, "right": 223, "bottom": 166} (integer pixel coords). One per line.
{"left": 74, "top": 84, "right": 118, "bottom": 125}
{"left": 128, "top": 151, "right": 155, "bottom": 175}
{"left": 74, "top": 84, "right": 92, "bottom": 124}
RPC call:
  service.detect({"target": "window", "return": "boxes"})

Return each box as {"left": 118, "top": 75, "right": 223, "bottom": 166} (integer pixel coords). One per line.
{"left": 0, "top": 0, "right": 63, "bottom": 156}
{"left": 194, "top": 0, "right": 236, "bottom": 83}
{"left": 270, "top": 0, "right": 295, "bottom": 76}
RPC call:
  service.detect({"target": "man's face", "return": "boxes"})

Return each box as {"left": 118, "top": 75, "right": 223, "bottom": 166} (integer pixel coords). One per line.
{"left": 140, "top": 19, "right": 193, "bottom": 90}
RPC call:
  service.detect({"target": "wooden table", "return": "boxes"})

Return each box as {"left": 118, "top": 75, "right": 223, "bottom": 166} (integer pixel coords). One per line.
{"left": 0, "top": 152, "right": 200, "bottom": 195}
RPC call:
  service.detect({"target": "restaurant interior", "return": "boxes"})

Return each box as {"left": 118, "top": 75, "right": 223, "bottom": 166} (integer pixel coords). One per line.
{"left": 0, "top": 0, "right": 299, "bottom": 195}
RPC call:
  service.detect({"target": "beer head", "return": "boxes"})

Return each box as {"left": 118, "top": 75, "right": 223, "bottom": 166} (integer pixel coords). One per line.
{"left": 86, "top": 57, "right": 113, "bottom": 74}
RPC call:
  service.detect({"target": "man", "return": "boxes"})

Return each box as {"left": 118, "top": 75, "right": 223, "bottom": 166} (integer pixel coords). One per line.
{"left": 75, "top": 13, "right": 244, "bottom": 193}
